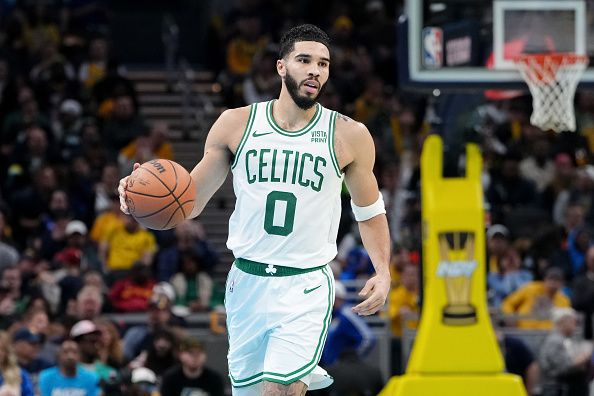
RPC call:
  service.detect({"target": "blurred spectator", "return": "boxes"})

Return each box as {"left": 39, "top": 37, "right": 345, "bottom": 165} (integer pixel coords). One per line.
{"left": 170, "top": 251, "right": 213, "bottom": 313}
{"left": 486, "top": 224, "right": 512, "bottom": 274}
{"left": 488, "top": 247, "right": 533, "bottom": 308}
{"left": 126, "top": 367, "right": 159, "bottom": 396}
{"left": 95, "top": 319, "right": 124, "bottom": 369}
{"left": 129, "top": 328, "right": 177, "bottom": 379}
{"left": 39, "top": 339, "right": 99, "bottom": 396}
{"left": 82, "top": 271, "right": 106, "bottom": 293}
{"left": 55, "top": 99, "right": 83, "bottom": 160}
{"left": 80, "top": 120, "right": 108, "bottom": 180}
{"left": 108, "top": 261, "right": 155, "bottom": 313}
{"left": 501, "top": 267, "right": 570, "bottom": 329}
{"left": 99, "top": 213, "right": 157, "bottom": 274}
{"left": 388, "top": 264, "right": 419, "bottom": 338}
{"left": 0, "top": 209, "right": 19, "bottom": 271}
{"left": 8, "top": 165, "right": 58, "bottom": 248}
{"left": 487, "top": 153, "right": 538, "bottom": 224}
{"left": 566, "top": 225, "right": 593, "bottom": 279}
{"left": 359, "top": 0, "right": 397, "bottom": 84}
{"left": 495, "top": 330, "right": 539, "bottom": 396}
{"left": 39, "top": 189, "right": 72, "bottom": 261}
{"left": 519, "top": 137, "right": 555, "bottom": 193}
{"left": 42, "top": 244, "right": 85, "bottom": 314}
{"left": 380, "top": 163, "right": 411, "bottom": 246}
{"left": 155, "top": 220, "right": 218, "bottom": 281}
{"left": 78, "top": 37, "right": 119, "bottom": 91}
{"left": 388, "top": 264, "right": 419, "bottom": 375}
{"left": 320, "top": 282, "right": 375, "bottom": 367}
{"left": 91, "top": 64, "right": 137, "bottom": 117}
{"left": 22, "top": 308, "right": 58, "bottom": 367}
{"left": 101, "top": 94, "right": 146, "bottom": 156}
{"left": 225, "top": 14, "right": 267, "bottom": 77}
{"left": 93, "top": 161, "right": 120, "bottom": 213}
{"left": 0, "top": 331, "right": 34, "bottom": 396}
{"left": 122, "top": 282, "right": 184, "bottom": 361}
{"left": 0, "top": 266, "right": 27, "bottom": 317}
{"left": 0, "top": 57, "right": 19, "bottom": 122}
{"left": 22, "top": 6, "right": 60, "bottom": 56}
{"left": 561, "top": 203, "right": 586, "bottom": 240}
{"left": 1, "top": 89, "right": 51, "bottom": 164}
{"left": 67, "top": 156, "right": 96, "bottom": 225}
{"left": 341, "top": 244, "right": 374, "bottom": 280}
{"left": 60, "top": 219, "right": 101, "bottom": 272}
{"left": 70, "top": 320, "right": 116, "bottom": 383}
{"left": 220, "top": 13, "right": 269, "bottom": 107}
{"left": 568, "top": 168, "right": 594, "bottom": 224}
{"left": 242, "top": 46, "right": 279, "bottom": 104}
{"left": 23, "top": 307, "right": 50, "bottom": 336}
{"left": 118, "top": 121, "right": 173, "bottom": 175}
{"left": 571, "top": 245, "right": 594, "bottom": 339}
{"left": 334, "top": 223, "right": 358, "bottom": 269}
{"left": 160, "top": 337, "right": 224, "bottom": 396}
{"left": 12, "top": 327, "right": 51, "bottom": 387}
{"left": 90, "top": 192, "right": 123, "bottom": 244}
{"left": 353, "top": 77, "right": 384, "bottom": 125}
{"left": 28, "top": 40, "right": 77, "bottom": 112}
{"left": 74, "top": 285, "right": 103, "bottom": 321}
{"left": 7, "top": 125, "right": 60, "bottom": 193}
{"left": 539, "top": 308, "right": 593, "bottom": 396}
{"left": 540, "top": 153, "right": 575, "bottom": 224}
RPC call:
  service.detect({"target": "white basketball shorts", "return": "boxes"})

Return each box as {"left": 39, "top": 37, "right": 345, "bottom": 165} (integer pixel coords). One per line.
{"left": 225, "top": 258, "right": 335, "bottom": 391}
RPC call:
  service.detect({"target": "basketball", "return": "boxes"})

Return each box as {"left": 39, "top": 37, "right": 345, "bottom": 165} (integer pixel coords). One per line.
{"left": 125, "top": 159, "right": 196, "bottom": 230}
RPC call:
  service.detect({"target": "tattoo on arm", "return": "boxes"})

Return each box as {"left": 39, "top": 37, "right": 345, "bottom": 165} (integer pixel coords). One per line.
{"left": 336, "top": 113, "right": 353, "bottom": 122}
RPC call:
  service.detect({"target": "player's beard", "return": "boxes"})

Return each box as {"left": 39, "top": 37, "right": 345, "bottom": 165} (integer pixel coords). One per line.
{"left": 284, "top": 70, "right": 326, "bottom": 110}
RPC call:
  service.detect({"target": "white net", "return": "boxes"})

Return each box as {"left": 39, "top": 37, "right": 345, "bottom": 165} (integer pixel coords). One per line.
{"left": 513, "top": 54, "right": 589, "bottom": 132}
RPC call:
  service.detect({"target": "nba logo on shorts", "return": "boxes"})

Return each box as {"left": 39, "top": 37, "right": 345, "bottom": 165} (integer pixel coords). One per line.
{"left": 422, "top": 27, "right": 443, "bottom": 69}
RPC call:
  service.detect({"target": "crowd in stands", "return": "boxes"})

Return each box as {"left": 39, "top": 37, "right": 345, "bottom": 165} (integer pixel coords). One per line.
{"left": 1, "top": 0, "right": 594, "bottom": 395}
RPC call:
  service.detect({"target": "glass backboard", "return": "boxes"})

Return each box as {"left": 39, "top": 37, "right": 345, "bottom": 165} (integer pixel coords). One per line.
{"left": 399, "top": 0, "right": 594, "bottom": 90}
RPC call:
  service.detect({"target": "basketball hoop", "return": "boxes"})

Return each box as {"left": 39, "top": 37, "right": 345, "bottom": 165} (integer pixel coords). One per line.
{"left": 513, "top": 53, "right": 588, "bottom": 133}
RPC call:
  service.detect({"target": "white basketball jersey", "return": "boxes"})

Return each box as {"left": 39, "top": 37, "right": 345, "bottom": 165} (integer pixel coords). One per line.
{"left": 227, "top": 100, "right": 343, "bottom": 269}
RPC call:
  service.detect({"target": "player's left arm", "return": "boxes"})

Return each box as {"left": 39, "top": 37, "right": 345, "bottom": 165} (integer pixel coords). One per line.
{"left": 341, "top": 120, "right": 391, "bottom": 316}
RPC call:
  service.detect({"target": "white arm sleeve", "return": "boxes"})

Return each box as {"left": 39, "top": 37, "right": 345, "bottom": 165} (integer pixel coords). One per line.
{"left": 350, "top": 192, "right": 386, "bottom": 221}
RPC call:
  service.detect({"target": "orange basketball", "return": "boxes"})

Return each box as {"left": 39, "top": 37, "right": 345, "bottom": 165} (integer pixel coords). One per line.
{"left": 125, "top": 159, "right": 196, "bottom": 230}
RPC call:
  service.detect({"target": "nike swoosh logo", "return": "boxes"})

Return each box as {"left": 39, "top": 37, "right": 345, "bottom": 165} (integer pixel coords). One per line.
{"left": 304, "top": 285, "right": 322, "bottom": 294}
{"left": 252, "top": 130, "right": 274, "bottom": 137}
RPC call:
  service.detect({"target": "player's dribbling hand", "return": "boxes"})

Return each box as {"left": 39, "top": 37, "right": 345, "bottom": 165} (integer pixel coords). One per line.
{"left": 352, "top": 272, "right": 390, "bottom": 316}
{"left": 118, "top": 162, "right": 140, "bottom": 214}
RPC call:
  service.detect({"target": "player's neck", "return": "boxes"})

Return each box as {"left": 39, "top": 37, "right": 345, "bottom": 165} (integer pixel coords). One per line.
{"left": 274, "top": 90, "right": 317, "bottom": 131}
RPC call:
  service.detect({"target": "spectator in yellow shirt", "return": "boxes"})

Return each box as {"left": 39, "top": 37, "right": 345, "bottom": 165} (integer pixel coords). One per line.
{"left": 118, "top": 121, "right": 173, "bottom": 175}
{"left": 99, "top": 214, "right": 156, "bottom": 275}
{"left": 226, "top": 15, "right": 268, "bottom": 77}
{"left": 389, "top": 264, "right": 419, "bottom": 337}
{"left": 90, "top": 194, "right": 123, "bottom": 244}
{"left": 501, "top": 267, "right": 570, "bottom": 329}
{"left": 388, "top": 264, "right": 419, "bottom": 375}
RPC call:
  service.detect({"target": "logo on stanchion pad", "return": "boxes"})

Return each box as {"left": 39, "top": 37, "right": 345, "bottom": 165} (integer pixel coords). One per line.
{"left": 437, "top": 231, "right": 477, "bottom": 325}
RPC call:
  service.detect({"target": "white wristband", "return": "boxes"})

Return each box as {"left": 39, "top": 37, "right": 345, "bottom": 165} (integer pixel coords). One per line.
{"left": 351, "top": 192, "right": 386, "bottom": 221}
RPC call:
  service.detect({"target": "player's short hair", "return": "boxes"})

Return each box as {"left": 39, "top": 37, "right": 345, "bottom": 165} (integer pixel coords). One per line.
{"left": 279, "top": 24, "right": 331, "bottom": 59}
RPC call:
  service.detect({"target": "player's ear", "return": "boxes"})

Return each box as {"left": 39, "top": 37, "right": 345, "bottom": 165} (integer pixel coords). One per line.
{"left": 277, "top": 59, "right": 286, "bottom": 77}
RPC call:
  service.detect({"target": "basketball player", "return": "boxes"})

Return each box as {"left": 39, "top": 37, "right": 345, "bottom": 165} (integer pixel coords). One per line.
{"left": 119, "top": 24, "right": 391, "bottom": 396}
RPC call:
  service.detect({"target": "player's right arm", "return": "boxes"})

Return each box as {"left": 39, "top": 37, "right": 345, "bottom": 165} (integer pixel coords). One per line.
{"left": 118, "top": 107, "right": 250, "bottom": 218}
{"left": 187, "top": 107, "right": 250, "bottom": 218}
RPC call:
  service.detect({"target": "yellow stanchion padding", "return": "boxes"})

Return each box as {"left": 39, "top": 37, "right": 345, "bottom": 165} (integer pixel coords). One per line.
{"left": 381, "top": 135, "right": 526, "bottom": 396}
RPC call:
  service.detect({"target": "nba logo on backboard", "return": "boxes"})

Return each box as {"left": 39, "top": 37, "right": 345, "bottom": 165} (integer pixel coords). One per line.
{"left": 423, "top": 27, "right": 443, "bottom": 68}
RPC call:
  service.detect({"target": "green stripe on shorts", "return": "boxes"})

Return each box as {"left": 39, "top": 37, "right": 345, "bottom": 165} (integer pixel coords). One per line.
{"left": 234, "top": 258, "right": 326, "bottom": 277}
